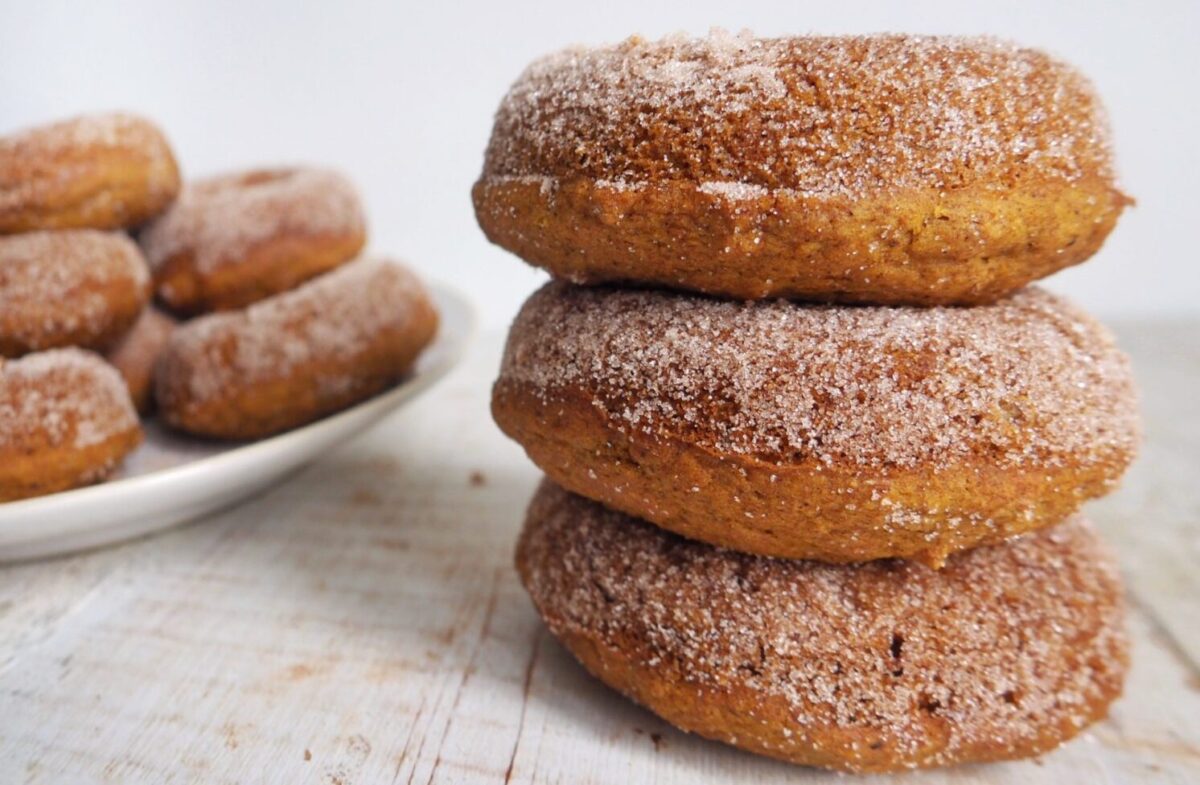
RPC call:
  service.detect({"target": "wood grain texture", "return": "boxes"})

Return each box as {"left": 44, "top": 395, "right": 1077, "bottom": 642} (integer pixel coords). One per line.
{"left": 0, "top": 325, "right": 1196, "bottom": 784}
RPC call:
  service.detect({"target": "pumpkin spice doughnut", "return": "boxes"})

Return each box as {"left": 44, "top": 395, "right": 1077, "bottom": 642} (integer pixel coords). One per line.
{"left": 0, "top": 113, "right": 180, "bottom": 234}
{"left": 475, "top": 32, "right": 1129, "bottom": 305}
{"left": 157, "top": 257, "right": 437, "bottom": 439}
{"left": 140, "top": 167, "right": 367, "bottom": 314}
{"left": 105, "top": 306, "right": 177, "bottom": 414}
{"left": 494, "top": 283, "right": 1139, "bottom": 566}
{"left": 0, "top": 349, "right": 142, "bottom": 502}
{"left": 517, "top": 481, "right": 1128, "bottom": 773}
{"left": 0, "top": 230, "right": 151, "bottom": 357}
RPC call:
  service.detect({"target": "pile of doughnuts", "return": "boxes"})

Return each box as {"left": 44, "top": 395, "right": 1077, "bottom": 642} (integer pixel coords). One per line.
{"left": 476, "top": 33, "right": 1139, "bottom": 773}
{"left": 1, "top": 112, "right": 437, "bottom": 503}
{"left": 142, "top": 166, "right": 437, "bottom": 440}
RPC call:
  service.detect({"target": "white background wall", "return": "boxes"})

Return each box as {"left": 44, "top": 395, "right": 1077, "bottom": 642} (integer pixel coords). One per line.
{"left": 3, "top": 0, "right": 1196, "bottom": 329}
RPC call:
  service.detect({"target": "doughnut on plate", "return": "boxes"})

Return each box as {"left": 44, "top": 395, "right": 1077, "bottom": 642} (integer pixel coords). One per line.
{"left": 0, "top": 283, "right": 472, "bottom": 562}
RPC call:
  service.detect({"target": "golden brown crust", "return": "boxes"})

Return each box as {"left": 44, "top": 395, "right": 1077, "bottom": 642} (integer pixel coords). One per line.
{"left": 0, "top": 349, "right": 142, "bottom": 502}
{"left": 0, "top": 230, "right": 151, "bottom": 358}
{"left": 496, "top": 385, "right": 1128, "bottom": 567}
{"left": 105, "top": 306, "right": 177, "bottom": 414}
{"left": 0, "top": 113, "right": 180, "bottom": 234}
{"left": 474, "top": 175, "right": 1125, "bottom": 305}
{"left": 475, "top": 33, "right": 1128, "bottom": 304}
{"left": 494, "top": 283, "right": 1139, "bottom": 566}
{"left": 140, "top": 168, "right": 367, "bottom": 314}
{"left": 156, "top": 258, "right": 438, "bottom": 439}
{"left": 517, "top": 481, "right": 1129, "bottom": 773}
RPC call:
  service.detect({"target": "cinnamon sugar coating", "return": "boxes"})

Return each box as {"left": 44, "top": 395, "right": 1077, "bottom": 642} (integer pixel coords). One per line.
{"left": 156, "top": 257, "right": 438, "bottom": 439}
{"left": 105, "top": 306, "right": 177, "bottom": 414}
{"left": 0, "top": 113, "right": 180, "bottom": 234}
{"left": 494, "top": 282, "right": 1139, "bottom": 565}
{"left": 474, "top": 32, "right": 1128, "bottom": 304}
{"left": 140, "top": 167, "right": 366, "bottom": 314}
{"left": 0, "top": 349, "right": 142, "bottom": 502}
{"left": 517, "top": 481, "right": 1129, "bottom": 773}
{"left": 0, "top": 230, "right": 151, "bottom": 357}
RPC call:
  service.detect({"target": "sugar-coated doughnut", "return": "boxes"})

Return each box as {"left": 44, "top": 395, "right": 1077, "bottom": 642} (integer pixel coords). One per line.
{"left": 494, "top": 282, "right": 1139, "bottom": 566}
{"left": 0, "top": 230, "right": 150, "bottom": 357}
{"left": 105, "top": 306, "right": 177, "bottom": 414}
{"left": 475, "top": 33, "right": 1129, "bottom": 305}
{"left": 0, "top": 113, "right": 180, "bottom": 234}
{"left": 157, "top": 257, "right": 437, "bottom": 439}
{"left": 0, "top": 349, "right": 142, "bottom": 502}
{"left": 517, "top": 481, "right": 1128, "bottom": 773}
{"left": 140, "top": 167, "right": 367, "bottom": 314}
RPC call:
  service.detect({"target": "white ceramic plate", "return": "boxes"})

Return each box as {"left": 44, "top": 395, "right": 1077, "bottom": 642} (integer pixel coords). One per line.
{"left": 0, "top": 283, "right": 474, "bottom": 562}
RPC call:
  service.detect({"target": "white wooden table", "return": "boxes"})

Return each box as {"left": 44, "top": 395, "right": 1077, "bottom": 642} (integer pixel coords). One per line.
{"left": 1, "top": 325, "right": 1197, "bottom": 784}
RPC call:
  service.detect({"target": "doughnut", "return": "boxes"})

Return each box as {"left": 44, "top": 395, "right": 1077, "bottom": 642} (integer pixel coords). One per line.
{"left": 517, "top": 481, "right": 1128, "bottom": 773}
{"left": 140, "top": 167, "right": 367, "bottom": 314}
{"left": 0, "top": 230, "right": 151, "bottom": 357}
{"left": 494, "top": 282, "right": 1139, "bottom": 566}
{"left": 474, "top": 32, "right": 1129, "bottom": 305}
{"left": 156, "top": 257, "right": 437, "bottom": 439}
{"left": 0, "top": 349, "right": 142, "bottom": 502}
{"left": 105, "top": 306, "right": 177, "bottom": 414}
{"left": 0, "top": 113, "right": 180, "bottom": 234}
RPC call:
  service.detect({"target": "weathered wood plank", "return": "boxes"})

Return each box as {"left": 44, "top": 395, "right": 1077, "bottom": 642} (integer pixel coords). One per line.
{"left": 1089, "top": 320, "right": 1200, "bottom": 673}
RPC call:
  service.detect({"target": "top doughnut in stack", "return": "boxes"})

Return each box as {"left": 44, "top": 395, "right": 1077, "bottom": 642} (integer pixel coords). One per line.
{"left": 475, "top": 32, "right": 1140, "bottom": 773}
{"left": 475, "top": 32, "right": 1129, "bottom": 305}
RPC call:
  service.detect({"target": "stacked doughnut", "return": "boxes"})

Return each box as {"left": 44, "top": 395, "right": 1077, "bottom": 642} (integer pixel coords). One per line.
{"left": 475, "top": 33, "right": 1140, "bottom": 773}
{"left": 1, "top": 112, "right": 438, "bottom": 503}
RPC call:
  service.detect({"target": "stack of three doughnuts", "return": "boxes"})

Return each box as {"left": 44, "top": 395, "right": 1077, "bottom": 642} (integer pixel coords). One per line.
{"left": 476, "top": 33, "right": 1140, "bottom": 772}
